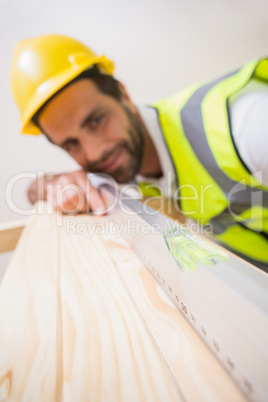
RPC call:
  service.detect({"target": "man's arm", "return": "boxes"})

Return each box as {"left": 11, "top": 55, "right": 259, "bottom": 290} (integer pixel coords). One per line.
{"left": 27, "top": 170, "right": 106, "bottom": 215}
{"left": 230, "top": 80, "right": 268, "bottom": 187}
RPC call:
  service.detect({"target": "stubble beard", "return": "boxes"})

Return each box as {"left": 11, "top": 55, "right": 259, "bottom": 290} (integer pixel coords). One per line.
{"left": 112, "top": 105, "right": 144, "bottom": 183}
{"left": 86, "top": 105, "right": 145, "bottom": 184}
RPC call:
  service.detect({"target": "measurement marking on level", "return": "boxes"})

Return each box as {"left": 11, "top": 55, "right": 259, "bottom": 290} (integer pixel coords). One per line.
{"left": 213, "top": 340, "right": 219, "bottom": 352}
{"left": 140, "top": 258, "right": 258, "bottom": 402}
{"left": 109, "top": 184, "right": 266, "bottom": 402}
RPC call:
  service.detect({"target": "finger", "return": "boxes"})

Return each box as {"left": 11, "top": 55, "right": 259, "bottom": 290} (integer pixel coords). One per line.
{"left": 77, "top": 175, "right": 106, "bottom": 215}
{"left": 62, "top": 189, "right": 88, "bottom": 214}
{"left": 99, "top": 187, "right": 108, "bottom": 210}
{"left": 46, "top": 186, "right": 56, "bottom": 214}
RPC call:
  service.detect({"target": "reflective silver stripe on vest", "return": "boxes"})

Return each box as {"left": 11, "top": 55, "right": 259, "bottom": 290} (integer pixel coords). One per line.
{"left": 180, "top": 71, "right": 268, "bottom": 235}
{"left": 205, "top": 207, "right": 266, "bottom": 235}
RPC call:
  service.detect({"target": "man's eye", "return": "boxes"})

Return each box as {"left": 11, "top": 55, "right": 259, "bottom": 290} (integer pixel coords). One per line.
{"left": 63, "top": 141, "right": 78, "bottom": 153}
{"left": 91, "top": 114, "right": 104, "bottom": 128}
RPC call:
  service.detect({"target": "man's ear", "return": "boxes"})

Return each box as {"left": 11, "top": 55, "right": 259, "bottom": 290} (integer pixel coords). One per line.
{"left": 118, "top": 82, "right": 137, "bottom": 114}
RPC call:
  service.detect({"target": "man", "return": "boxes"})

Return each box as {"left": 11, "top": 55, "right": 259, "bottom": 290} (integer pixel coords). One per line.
{"left": 11, "top": 35, "right": 268, "bottom": 269}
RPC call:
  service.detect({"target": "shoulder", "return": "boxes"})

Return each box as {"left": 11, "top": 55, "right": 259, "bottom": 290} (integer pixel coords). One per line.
{"left": 229, "top": 79, "right": 268, "bottom": 187}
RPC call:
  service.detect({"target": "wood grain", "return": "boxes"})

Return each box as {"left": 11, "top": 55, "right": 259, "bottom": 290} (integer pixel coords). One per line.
{"left": 0, "top": 211, "right": 182, "bottom": 401}
{"left": 0, "top": 209, "right": 245, "bottom": 401}
{"left": 103, "top": 233, "right": 245, "bottom": 402}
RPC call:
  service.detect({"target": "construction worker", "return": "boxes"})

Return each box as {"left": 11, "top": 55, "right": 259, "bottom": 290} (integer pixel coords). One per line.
{"left": 10, "top": 35, "right": 268, "bottom": 270}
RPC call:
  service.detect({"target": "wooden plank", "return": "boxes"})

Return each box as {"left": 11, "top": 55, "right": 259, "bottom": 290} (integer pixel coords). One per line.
{"left": 0, "top": 210, "right": 246, "bottom": 401}
{"left": 0, "top": 196, "right": 182, "bottom": 255}
{"left": 103, "top": 233, "right": 246, "bottom": 402}
{"left": 0, "top": 211, "right": 182, "bottom": 401}
{"left": 0, "top": 220, "right": 26, "bottom": 253}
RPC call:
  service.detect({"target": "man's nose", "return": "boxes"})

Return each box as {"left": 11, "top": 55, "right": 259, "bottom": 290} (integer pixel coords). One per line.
{"left": 81, "top": 136, "right": 104, "bottom": 164}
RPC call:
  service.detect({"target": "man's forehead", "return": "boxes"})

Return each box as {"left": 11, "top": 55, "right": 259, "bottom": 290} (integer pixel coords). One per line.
{"left": 44, "top": 79, "right": 102, "bottom": 111}
{"left": 39, "top": 79, "right": 104, "bottom": 131}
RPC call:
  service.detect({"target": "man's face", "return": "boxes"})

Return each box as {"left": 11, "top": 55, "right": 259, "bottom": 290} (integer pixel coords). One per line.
{"left": 39, "top": 79, "right": 144, "bottom": 183}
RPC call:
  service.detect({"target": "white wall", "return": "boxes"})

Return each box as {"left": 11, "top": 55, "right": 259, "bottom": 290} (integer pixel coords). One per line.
{"left": 1, "top": 0, "right": 268, "bottom": 225}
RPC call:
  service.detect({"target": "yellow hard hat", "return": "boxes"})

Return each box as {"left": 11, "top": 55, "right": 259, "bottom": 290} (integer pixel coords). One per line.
{"left": 11, "top": 34, "right": 115, "bottom": 135}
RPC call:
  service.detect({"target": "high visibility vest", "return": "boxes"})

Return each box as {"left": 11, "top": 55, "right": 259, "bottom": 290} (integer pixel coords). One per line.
{"left": 153, "top": 58, "right": 268, "bottom": 265}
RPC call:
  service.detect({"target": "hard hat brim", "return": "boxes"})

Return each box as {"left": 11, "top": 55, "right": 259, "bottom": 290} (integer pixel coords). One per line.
{"left": 21, "top": 55, "right": 114, "bottom": 135}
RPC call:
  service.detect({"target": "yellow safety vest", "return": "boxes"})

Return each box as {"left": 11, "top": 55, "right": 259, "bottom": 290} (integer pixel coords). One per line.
{"left": 152, "top": 58, "right": 268, "bottom": 266}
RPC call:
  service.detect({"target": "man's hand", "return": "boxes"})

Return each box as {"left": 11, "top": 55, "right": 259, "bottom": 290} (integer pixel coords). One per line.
{"left": 28, "top": 170, "right": 107, "bottom": 215}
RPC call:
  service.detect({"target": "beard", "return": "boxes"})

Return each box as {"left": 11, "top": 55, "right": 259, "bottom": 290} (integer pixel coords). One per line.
{"left": 84, "top": 105, "right": 145, "bottom": 183}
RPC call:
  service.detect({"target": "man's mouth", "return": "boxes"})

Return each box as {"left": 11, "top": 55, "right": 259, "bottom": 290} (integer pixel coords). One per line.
{"left": 98, "top": 148, "right": 124, "bottom": 173}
